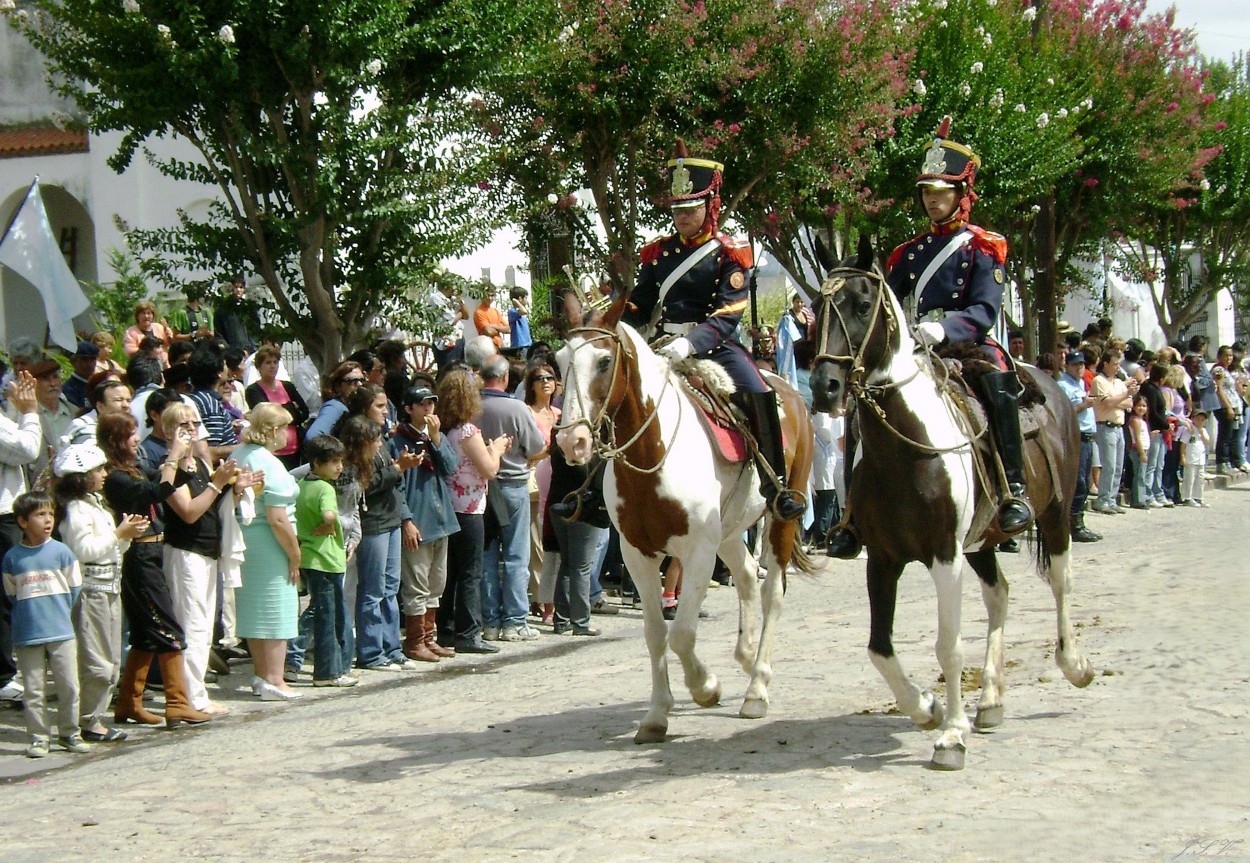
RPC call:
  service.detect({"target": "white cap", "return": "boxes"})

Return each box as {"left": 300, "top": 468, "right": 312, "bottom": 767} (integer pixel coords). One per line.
{"left": 53, "top": 443, "right": 108, "bottom": 477}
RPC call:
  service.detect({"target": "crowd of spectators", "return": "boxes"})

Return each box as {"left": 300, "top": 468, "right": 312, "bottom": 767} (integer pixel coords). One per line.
{"left": 0, "top": 282, "right": 1243, "bottom": 759}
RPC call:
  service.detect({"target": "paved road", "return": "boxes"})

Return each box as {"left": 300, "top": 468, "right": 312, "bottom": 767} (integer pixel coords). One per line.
{"left": 2, "top": 483, "right": 1248, "bottom": 862}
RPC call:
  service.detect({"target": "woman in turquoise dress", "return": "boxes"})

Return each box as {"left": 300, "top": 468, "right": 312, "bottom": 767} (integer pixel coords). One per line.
{"left": 234, "top": 402, "right": 303, "bottom": 701}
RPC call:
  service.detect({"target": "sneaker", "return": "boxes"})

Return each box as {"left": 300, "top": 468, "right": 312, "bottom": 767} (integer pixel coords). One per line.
{"left": 1162, "top": 499, "right": 1175, "bottom": 507}
{"left": 571, "top": 627, "right": 601, "bottom": 637}
{"left": 500, "top": 624, "right": 539, "bottom": 642}
{"left": 1147, "top": 500, "right": 1166, "bottom": 508}
{"left": 388, "top": 656, "right": 414, "bottom": 670}
{"left": 1091, "top": 503, "right": 1117, "bottom": 515}
{"left": 25, "top": 737, "right": 49, "bottom": 758}
{"left": 357, "top": 660, "right": 403, "bottom": 672}
{"left": 57, "top": 734, "right": 90, "bottom": 754}
{"left": 590, "top": 599, "right": 620, "bottom": 616}
{"left": 0, "top": 679, "right": 22, "bottom": 702}
{"left": 313, "top": 674, "right": 359, "bottom": 688}
{"left": 1198, "top": 500, "right": 1211, "bottom": 508}
{"left": 481, "top": 626, "right": 501, "bottom": 642}
{"left": 283, "top": 666, "right": 301, "bottom": 684}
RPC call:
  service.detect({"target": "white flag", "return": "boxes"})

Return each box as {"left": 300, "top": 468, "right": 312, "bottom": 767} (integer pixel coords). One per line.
{"left": 0, "top": 181, "right": 91, "bottom": 351}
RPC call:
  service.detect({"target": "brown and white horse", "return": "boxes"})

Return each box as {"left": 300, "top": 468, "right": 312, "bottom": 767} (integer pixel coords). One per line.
{"left": 555, "top": 300, "right": 815, "bottom": 744}
{"left": 808, "top": 238, "right": 1095, "bottom": 769}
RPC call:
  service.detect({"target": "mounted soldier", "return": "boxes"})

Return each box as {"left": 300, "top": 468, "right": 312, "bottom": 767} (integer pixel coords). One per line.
{"left": 826, "top": 115, "right": 1033, "bottom": 558}
{"left": 620, "top": 141, "right": 805, "bottom": 522}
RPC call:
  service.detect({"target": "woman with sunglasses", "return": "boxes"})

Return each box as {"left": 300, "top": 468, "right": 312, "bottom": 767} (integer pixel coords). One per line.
{"left": 304, "top": 361, "right": 366, "bottom": 443}
{"left": 524, "top": 364, "right": 560, "bottom": 625}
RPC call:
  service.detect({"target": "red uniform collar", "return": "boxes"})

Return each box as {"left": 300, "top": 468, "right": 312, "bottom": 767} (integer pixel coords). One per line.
{"left": 930, "top": 219, "right": 967, "bottom": 236}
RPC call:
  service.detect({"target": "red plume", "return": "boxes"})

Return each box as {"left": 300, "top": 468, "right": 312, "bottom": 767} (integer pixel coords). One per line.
{"left": 935, "top": 115, "right": 952, "bottom": 139}
{"left": 674, "top": 138, "right": 689, "bottom": 159}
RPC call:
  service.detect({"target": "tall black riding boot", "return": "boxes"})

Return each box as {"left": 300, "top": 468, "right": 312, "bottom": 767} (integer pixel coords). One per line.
{"left": 736, "top": 391, "right": 805, "bottom": 522}
{"left": 979, "top": 370, "right": 1034, "bottom": 535}
{"left": 1070, "top": 512, "right": 1101, "bottom": 543}
{"left": 825, "top": 416, "right": 861, "bottom": 559}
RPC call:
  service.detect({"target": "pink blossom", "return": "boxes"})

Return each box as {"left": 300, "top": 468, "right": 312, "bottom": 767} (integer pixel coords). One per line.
{"left": 1084, "top": 177, "right": 1099, "bottom": 188}
{"left": 1164, "top": 101, "right": 1179, "bottom": 113}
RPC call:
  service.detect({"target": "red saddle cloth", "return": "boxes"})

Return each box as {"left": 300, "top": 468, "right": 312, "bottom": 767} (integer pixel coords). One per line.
{"left": 694, "top": 401, "right": 749, "bottom": 463}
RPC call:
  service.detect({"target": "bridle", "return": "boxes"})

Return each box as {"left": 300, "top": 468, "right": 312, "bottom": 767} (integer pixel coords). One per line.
{"left": 813, "top": 265, "right": 915, "bottom": 401}
{"left": 813, "top": 264, "right": 981, "bottom": 455}
{"left": 554, "top": 325, "right": 681, "bottom": 475}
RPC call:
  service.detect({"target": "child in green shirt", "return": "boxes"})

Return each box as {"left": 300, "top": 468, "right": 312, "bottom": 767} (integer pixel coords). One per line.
{"left": 295, "top": 436, "right": 356, "bottom": 687}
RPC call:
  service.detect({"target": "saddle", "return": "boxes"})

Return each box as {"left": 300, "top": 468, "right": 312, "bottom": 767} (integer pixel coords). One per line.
{"left": 931, "top": 342, "right": 1046, "bottom": 441}
{"left": 672, "top": 358, "right": 751, "bottom": 464}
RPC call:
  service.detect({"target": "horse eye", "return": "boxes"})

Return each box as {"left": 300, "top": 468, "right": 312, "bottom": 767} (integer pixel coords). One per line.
{"left": 857, "top": 299, "right": 872, "bottom": 316}
{"left": 597, "top": 356, "right": 611, "bottom": 373}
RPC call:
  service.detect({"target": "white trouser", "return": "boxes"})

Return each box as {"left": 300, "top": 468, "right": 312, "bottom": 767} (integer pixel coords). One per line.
{"left": 163, "top": 547, "right": 218, "bottom": 710}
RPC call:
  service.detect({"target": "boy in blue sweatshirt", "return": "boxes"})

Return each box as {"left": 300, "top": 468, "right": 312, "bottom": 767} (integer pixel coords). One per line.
{"left": 2, "top": 490, "right": 87, "bottom": 757}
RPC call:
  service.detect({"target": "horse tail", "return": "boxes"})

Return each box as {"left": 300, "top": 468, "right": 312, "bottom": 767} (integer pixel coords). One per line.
{"left": 1031, "top": 526, "right": 1052, "bottom": 577}
{"left": 787, "top": 529, "right": 823, "bottom": 575}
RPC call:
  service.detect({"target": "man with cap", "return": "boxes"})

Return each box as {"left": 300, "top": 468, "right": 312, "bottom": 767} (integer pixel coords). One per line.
{"left": 62, "top": 342, "right": 100, "bottom": 412}
{"left": 27, "top": 359, "right": 76, "bottom": 484}
{"left": 828, "top": 115, "right": 1029, "bottom": 558}
{"left": 620, "top": 141, "right": 804, "bottom": 521}
{"left": 1057, "top": 349, "right": 1101, "bottom": 542}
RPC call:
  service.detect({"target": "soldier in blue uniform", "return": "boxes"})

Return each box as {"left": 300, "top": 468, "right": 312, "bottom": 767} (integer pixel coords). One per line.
{"left": 826, "top": 116, "right": 1032, "bottom": 558}
{"left": 621, "top": 142, "right": 805, "bottom": 521}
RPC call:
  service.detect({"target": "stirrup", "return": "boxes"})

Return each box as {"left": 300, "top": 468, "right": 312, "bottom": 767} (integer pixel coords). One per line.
{"left": 769, "top": 488, "right": 807, "bottom": 522}
{"left": 996, "top": 496, "right": 1034, "bottom": 536}
{"left": 825, "top": 523, "right": 863, "bottom": 560}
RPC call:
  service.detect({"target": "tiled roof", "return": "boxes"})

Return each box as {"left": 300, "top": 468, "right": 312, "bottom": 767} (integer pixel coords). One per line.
{"left": 0, "top": 126, "right": 90, "bottom": 159}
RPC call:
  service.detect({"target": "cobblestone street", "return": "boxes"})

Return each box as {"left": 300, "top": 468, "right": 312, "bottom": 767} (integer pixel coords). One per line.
{"left": 3, "top": 483, "right": 1248, "bottom": 862}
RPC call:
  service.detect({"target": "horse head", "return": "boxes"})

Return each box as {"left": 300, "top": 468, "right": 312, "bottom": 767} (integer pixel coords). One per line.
{"left": 554, "top": 297, "right": 628, "bottom": 466}
{"left": 808, "top": 234, "right": 906, "bottom": 413}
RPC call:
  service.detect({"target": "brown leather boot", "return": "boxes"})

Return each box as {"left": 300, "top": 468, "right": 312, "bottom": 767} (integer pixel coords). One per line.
{"left": 157, "top": 652, "right": 213, "bottom": 728}
{"left": 114, "top": 649, "right": 163, "bottom": 725}
{"left": 424, "top": 608, "right": 454, "bottom": 658}
{"left": 403, "top": 614, "right": 439, "bottom": 663}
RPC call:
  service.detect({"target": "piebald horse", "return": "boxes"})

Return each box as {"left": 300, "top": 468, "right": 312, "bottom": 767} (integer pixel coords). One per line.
{"left": 808, "top": 237, "right": 1095, "bottom": 770}
{"left": 555, "top": 299, "right": 815, "bottom": 744}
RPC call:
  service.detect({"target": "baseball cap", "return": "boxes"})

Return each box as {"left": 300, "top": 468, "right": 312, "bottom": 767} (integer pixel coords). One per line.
{"left": 1064, "top": 350, "right": 1085, "bottom": 366}
{"left": 403, "top": 385, "right": 438, "bottom": 406}
{"left": 28, "top": 359, "right": 61, "bottom": 378}
{"left": 73, "top": 341, "right": 100, "bottom": 359}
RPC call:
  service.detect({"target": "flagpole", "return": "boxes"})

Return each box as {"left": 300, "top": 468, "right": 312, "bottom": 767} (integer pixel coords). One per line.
{"left": 0, "top": 177, "right": 39, "bottom": 252}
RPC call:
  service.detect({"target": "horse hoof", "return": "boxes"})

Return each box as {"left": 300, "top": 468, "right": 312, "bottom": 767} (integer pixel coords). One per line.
{"left": 930, "top": 743, "right": 966, "bottom": 771}
{"left": 693, "top": 685, "right": 721, "bottom": 708}
{"left": 974, "top": 705, "right": 1004, "bottom": 729}
{"left": 917, "top": 698, "right": 945, "bottom": 731}
{"left": 634, "top": 723, "right": 668, "bottom": 745}
{"left": 740, "top": 697, "right": 768, "bottom": 720}
{"left": 1065, "top": 660, "right": 1096, "bottom": 689}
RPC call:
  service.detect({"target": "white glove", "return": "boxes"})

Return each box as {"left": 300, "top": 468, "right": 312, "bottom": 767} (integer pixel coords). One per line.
{"left": 659, "top": 337, "right": 693, "bottom": 360}
{"left": 915, "top": 321, "right": 946, "bottom": 347}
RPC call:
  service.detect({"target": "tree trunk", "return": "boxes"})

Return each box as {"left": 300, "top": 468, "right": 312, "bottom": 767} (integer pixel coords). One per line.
{"left": 1032, "top": 193, "right": 1059, "bottom": 359}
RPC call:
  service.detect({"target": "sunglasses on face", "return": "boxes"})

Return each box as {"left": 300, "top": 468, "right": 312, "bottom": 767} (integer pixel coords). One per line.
{"left": 534, "top": 375, "right": 556, "bottom": 383}
{"left": 343, "top": 377, "right": 366, "bottom": 385}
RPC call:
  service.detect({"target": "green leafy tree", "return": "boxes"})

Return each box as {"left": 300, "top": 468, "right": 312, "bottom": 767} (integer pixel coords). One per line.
{"left": 865, "top": 0, "right": 1209, "bottom": 354}
{"left": 86, "top": 247, "right": 149, "bottom": 338}
{"left": 6, "top": 0, "right": 535, "bottom": 371}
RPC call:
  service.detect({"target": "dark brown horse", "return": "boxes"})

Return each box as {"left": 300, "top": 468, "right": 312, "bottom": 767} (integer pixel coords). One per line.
{"left": 808, "top": 237, "right": 1095, "bottom": 770}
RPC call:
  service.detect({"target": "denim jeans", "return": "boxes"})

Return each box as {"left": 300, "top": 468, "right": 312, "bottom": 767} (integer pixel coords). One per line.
{"left": 1071, "top": 437, "right": 1093, "bottom": 517}
{"left": 588, "top": 524, "right": 612, "bottom": 606}
{"left": 481, "top": 480, "right": 531, "bottom": 629}
{"left": 354, "top": 528, "right": 402, "bottom": 667}
{"left": 287, "top": 558, "right": 354, "bottom": 672}
{"left": 1095, "top": 423, "right": 1125, "bottom": 510}
{"left": 1146, "top": 433, "right": 1167, "bottom": 503}
{"left": 303, "top": 569, "right": 348, "bottom": 680}
{"left": 550, "top": 517, "right": 607, "bottom": 630}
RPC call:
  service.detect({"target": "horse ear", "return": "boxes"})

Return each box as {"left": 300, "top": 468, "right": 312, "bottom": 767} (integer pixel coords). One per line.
{"left": 814, "top": 234, "right": 836, "bottom": 273}
{"left": 855, "top": 234, "right": 875, "bottom": 271}
{"left": 601, "top": 294, "right": 626, "bottom": 329}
